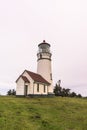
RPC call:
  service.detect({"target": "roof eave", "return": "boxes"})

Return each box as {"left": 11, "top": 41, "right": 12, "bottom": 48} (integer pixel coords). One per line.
{"left": 34, "top": 81, "right": 50, "bottom": 86}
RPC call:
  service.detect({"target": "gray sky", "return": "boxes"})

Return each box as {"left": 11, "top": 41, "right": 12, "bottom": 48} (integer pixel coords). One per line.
{"left": 0, "top": 0, "right": 87, "bottom": 96}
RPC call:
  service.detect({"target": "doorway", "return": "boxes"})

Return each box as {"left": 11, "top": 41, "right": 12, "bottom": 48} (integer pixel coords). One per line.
{"left": 24, "top": 85, "right": 28, "bottom": 96}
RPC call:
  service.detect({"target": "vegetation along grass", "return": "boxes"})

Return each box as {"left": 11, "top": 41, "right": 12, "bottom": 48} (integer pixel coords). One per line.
{"left": 0, "top": 96, "right": 87, "bottom": 130}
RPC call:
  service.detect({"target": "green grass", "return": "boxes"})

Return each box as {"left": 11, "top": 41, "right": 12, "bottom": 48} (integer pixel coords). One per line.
{"left": 0, "top": 96, "right": 87, "bottom": 130}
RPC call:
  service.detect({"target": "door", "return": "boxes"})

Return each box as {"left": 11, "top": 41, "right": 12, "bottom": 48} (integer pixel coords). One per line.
{"left": 24, "top": 85, "right": 28, "bottom": 96}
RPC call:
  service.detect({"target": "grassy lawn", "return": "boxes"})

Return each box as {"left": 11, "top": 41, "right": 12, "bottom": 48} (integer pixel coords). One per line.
{"left": 0, "top": 96, "right": 87, "bottom": 130}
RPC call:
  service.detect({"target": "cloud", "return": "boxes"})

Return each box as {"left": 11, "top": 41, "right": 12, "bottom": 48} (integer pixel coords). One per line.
{"left": 0, "top": 82, "right": 16, "bottom": 95}
{"left": 65, "top": 84, "right": 87, "bottom": 97}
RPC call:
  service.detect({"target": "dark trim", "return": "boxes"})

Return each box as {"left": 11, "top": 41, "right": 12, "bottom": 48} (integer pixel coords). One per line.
{"left": 37, "top": 58, "right": 51, "bottom": 61}
{"left": 38, "top": 42, "right": 50, "bottom": 47}
{"left": 16, "top": 93, "right": 55, "bottom": 98}
{"left": 16, "top": 95, "right": 25, "bottom": 97}
{"left": 27, "top": 94, "right": 55, "bottom": 98}
{"left": 37, "top": 52, "right": 52, "bottom": 55}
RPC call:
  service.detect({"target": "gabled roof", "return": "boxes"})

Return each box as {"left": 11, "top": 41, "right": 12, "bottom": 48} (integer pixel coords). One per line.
{"left": 16, "top": 70, "right": 50, "bottom": 85}
{"left": 25, "top": 70, "right": 50, "bottom": 85}
{"left": 21, "top": 76, "right": 30, "bottom": 83}
{"left": 16, "top": 75, "right": 30, "bottom": 83}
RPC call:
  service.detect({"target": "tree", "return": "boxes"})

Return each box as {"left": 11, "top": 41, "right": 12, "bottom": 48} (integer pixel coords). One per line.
{"left": 54, "top": 80, "right": 71, "bottom": 97}
{"left": 77, "top": 94, "right": 82, "bottom": 98}
{"left": 54, "top": 80, "right": 82, "bottom": 98}
{"left": 70, "top": 92, "right": 77, "bottom": 97}
{"left": 54, "top": 83, "right": 62, "bottom": 96}
{"left": 54, "top": 80, "right": 63, "bottom": 96}
{"left": 12, "top": 89, "right": 16, "bottom": 95}
{"left": 61, "top": 88, "right": 69, "bottom": 97}
{"left": 7, "top": 89, "right": 12, "bottom": 95}
{"left": 7, "top": 89, "right": 16, "bottom": 96}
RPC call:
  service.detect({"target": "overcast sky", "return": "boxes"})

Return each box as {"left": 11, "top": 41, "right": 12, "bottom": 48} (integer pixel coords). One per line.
{"left": 0, "top": 0, "right": 87, "bottom": 96}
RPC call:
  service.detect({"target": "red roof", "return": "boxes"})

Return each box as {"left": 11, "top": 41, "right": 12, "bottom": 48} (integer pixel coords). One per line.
{"left": 21, "top": 76, "right": 30, "bottom": 83}
{"left": 26, "top": 70, "right": 50, "bottom": 85}
{"left": 16, "top": 70, "right": 50, "bottom": 85}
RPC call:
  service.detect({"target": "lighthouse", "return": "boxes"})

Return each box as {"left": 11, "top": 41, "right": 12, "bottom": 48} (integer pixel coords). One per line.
{"left": 16, "top": 40, "right": 53, "bottom": 96}
{"left": 37, "top": 40, "right": 53, "bottom": 93}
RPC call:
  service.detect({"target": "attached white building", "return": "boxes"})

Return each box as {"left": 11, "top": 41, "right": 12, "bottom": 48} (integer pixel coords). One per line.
{"left": 16, "top": 40, "right": 53, "bottom": 96}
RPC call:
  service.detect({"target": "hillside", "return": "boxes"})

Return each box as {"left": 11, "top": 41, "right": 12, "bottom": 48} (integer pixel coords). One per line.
{"left": 0, "top": 96, "right": 87, "bottom": 130}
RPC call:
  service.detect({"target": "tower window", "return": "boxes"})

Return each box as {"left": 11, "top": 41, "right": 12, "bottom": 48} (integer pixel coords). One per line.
{"left": 44, "top": 85, "right": 46, "bottom": 92}
{"left": 40, "top": 54, "right": 42, "bottom": 59}
{"left": 50, "top": 73, "right": 52, "bottom": 80}
{"left": 37, "top": 84, "right": 39, "bottom": 92}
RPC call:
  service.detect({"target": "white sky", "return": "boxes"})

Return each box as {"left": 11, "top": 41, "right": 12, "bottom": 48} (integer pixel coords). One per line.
{"left": 0, "top": 0, "right": 87, "bottom": 96}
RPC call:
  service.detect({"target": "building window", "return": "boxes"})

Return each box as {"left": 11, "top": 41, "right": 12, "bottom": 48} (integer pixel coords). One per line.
{"left": 44, "top": 85, "right": 46, "bottom": 93}
{"left": 37, "top": 84, "right": 39, "bottom": 92}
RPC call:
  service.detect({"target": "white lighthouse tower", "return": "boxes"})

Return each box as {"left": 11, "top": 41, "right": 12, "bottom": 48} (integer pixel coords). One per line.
{"left": 37, "top": 40, "right": 53, "bottom": 94}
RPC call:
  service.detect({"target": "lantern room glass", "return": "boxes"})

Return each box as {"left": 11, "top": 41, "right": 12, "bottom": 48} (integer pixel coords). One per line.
{"left": 38, "top": 44, "right": 50, "bottom": 53}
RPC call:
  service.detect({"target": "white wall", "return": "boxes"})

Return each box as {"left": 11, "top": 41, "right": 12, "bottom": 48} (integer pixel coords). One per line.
{"left": 33, "top": 83, "right": 48, "bottom": 95}
{"left": 22, "top": 71, "right": 34, "bottom": 95}
{"left": 16, "top": 70, "right": 52, "bottom": 96}
{"left": 37, "top": 54, "right": 53, "bottom": 93}
{"left": 16, "top": 77, "right": 24, "bottom": 95}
